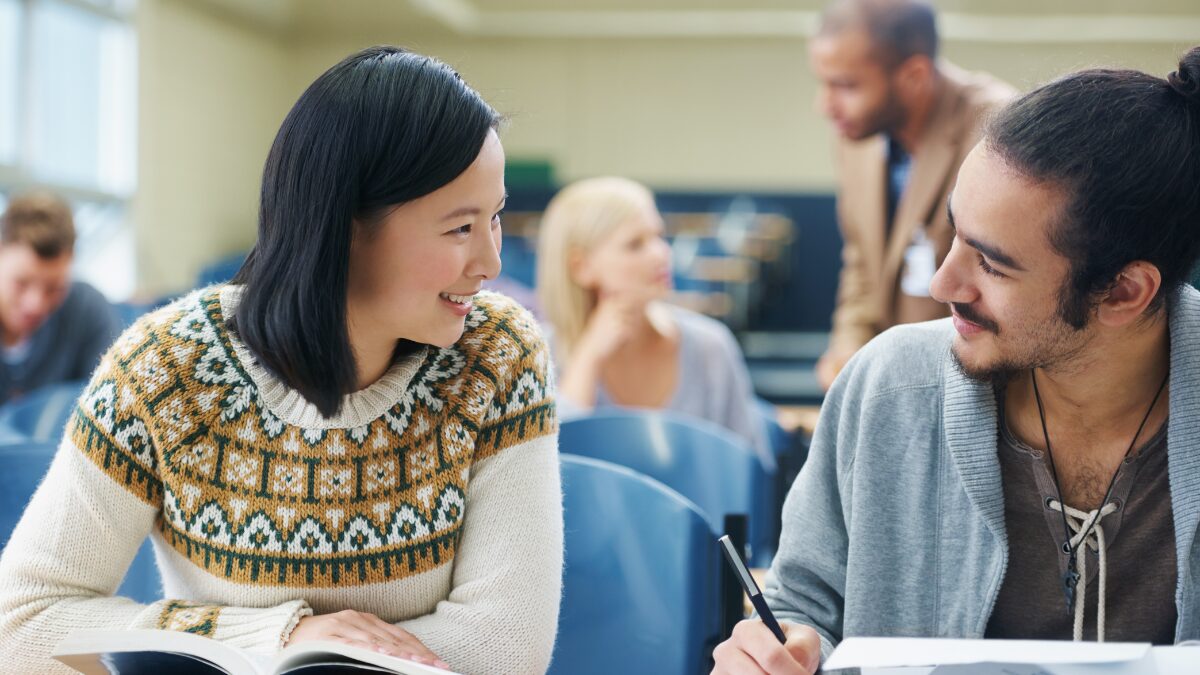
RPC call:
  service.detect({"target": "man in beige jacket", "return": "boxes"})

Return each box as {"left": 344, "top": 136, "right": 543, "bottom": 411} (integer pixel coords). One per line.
{"left": 812, "top": 0, "right": 1015, "bottom": 389}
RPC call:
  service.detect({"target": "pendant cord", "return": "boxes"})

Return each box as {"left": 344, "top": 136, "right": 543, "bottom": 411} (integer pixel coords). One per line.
{"left": 1030, "top": 368, "right": 1168, "bottom": 613}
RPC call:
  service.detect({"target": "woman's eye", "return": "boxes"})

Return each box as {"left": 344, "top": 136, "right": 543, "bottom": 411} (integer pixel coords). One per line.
{"left": 450, "top": 224, "right": 471, "bottom": 235}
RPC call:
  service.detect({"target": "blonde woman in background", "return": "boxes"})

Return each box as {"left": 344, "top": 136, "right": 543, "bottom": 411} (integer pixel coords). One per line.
{"left": 537, "top": 176, "right": 772, "bottom": 469}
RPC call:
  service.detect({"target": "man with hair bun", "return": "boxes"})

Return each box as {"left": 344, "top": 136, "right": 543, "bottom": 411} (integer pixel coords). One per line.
{"left": 811, "top": 0, "right": 1015, "bottom": 390}
{"left": 713, "top": 47, "right": 1200, "bottom": 674}
{"left": 0, "top": 190, "right": 118, "bottom": 403}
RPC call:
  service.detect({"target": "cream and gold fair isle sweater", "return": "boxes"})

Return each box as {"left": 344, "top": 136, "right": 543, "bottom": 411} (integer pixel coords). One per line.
{"left": 0, "top": 286, "right": 563, "bottom": 675}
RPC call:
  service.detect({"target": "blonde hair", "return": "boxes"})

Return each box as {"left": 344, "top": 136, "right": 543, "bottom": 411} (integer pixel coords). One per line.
{"left": 536, "top": 177, "right": 657, "bottom": 358}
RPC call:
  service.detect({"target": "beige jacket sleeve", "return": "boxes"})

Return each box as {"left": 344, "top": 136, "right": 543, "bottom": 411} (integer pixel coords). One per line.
{"left": 828, "top": 192, "right": 881, "bottom": 355}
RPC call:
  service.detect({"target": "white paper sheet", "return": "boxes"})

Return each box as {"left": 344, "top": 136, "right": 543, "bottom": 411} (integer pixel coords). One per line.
{"left": 823, "top": 638, "right": 1200, "bottom": 675}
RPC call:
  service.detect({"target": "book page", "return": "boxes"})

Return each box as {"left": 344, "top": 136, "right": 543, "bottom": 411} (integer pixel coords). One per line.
{"left": 54, "top": 629, "right": 258, "bottom": 675}
{"left": 272, "top": 641, "right": 462, "bottom": 675}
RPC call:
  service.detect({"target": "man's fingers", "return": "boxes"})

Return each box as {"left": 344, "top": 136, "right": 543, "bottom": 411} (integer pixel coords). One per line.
{"left": 782, "top": 624, "right": 822, "bottom": 673}
{"left": 733, "top": 620, "right": 811, "bottom": 675}
{"left": 711, "top": 636, "right": 768, "bottom": 675}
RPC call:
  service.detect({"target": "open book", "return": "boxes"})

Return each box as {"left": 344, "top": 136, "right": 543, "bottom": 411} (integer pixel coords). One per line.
{"left": 54, "top": 628, "right": 462, "bottom": 675}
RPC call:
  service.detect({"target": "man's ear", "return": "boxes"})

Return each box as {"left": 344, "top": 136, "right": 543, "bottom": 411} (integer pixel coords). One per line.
{"left": 893, "top": 54, "right": 934, "bottom": 96}
{"left": 1096, "top": 261, "right": 1162, "bottom": 327}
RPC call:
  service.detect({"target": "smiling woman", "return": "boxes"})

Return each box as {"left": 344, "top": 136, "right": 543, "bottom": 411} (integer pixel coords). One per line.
{"left": 0, "top": 46, "right": 563, "bottom": 675}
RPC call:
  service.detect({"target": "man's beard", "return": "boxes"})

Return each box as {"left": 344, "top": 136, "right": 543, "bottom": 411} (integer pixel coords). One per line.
{"left": 950, "top": 347, "right": 1023, "bottom": 386}
{"left": 947, "top": 300, "right": 1091, "bottom": 385}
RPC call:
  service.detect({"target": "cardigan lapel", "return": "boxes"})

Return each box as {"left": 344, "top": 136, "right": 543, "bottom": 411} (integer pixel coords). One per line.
{"left": 1167, "top": 286, "right": 1200, "bottom": 640}
{"left": 941, "top": 348, "right": 1007, "bottom": 547}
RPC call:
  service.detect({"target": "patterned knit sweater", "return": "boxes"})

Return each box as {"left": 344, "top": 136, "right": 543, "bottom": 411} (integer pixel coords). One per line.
{"left": 0, "top": 286, "right": 562, "bottom": 675}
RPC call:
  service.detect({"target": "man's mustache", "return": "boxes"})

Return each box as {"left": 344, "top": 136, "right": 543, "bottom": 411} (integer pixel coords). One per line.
{"left": 950, "top": 302, "right": 1000, "bottom": 334}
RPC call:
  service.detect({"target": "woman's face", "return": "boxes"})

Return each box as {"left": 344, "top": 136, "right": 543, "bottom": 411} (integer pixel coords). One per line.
{"left": 574, "top": 200, "right": 673, "bottom": 302}
{"left": 347, "top": 129, "right": 505, "bottom": 349}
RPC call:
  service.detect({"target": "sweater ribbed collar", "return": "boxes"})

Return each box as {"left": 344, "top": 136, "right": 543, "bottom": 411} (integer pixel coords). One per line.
{"left": 218, "top": 285, "right": 427, "bottom": 430}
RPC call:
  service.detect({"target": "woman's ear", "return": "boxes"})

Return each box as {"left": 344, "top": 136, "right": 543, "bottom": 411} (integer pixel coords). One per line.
{"left": 568, "top": 247, "right": 594, "bottom": 288}
{"left": 1096, "top": 261, "right": 1162, "bottom": 327}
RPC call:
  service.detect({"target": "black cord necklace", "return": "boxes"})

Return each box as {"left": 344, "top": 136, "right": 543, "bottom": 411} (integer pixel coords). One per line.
{"left": 1030, "top": 368, "right": 1169, "bottom": 615}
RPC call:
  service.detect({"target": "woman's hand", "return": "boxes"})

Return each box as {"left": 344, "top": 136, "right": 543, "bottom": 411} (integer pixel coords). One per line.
{"left": 575, "top": 294, "right": 642, "bottom": 364}
{"left": 287, "top": 609, "right": 449, "bottom": 670}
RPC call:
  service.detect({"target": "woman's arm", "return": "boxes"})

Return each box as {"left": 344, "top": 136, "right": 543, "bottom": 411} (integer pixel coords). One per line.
{"left": 0, "top": 339, "right": 312, "bottom": 672}
{"left": 0, "top": 438, "right": 310, "bottom": 672}
{"left": 399, "top": 300, "right": 563, "bottom": 674}
{"left": 398, "top": 435, "right": 562, "bottom": 674}
{"left": 556, "top": 295, "right": 642, "bottom": 411}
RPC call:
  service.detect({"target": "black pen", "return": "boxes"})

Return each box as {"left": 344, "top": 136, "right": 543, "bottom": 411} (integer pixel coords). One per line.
{"left": 718, "top": 534, "right": 787, "bottom": 643}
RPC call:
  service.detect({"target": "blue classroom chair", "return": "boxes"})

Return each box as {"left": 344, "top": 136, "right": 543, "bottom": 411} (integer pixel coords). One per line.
{"left": 0, "top": 441, "right": 162, "bottom": 604}
{"left": 0, "top": 380, "right": 86, "bottom": 444}
{"left": 196, "top": 252, "right": 248, "bottom": 287}
{"left": 559, "top": 410, "right": 777, "bottom": 566}
{"left": 551, "top": 455, "right": 722, "bottom": 675}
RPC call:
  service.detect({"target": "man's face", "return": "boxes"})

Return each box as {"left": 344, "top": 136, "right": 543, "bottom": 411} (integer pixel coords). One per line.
{"left": 929, "top": 143, "right": 1094, "bottom": 382}
{"left": 0, "top": 243, "right": 72, "bottom": 343}
{"left": 808, "top": 29, "right": 907, "bottom": 141}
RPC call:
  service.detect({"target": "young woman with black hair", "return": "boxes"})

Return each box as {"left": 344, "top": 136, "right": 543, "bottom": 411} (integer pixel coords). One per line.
{"left": 0, "top": 46, "right": 562, "bottom": 675}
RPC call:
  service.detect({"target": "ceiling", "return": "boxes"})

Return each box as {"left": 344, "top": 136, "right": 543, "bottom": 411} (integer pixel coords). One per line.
{"left": 191, "top": 0, "right": 1200, "bottom": 42}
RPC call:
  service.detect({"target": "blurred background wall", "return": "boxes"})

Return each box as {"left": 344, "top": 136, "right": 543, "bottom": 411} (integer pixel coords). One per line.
{"left": 3, "top": 0, "right": 1198, "bottom": 299}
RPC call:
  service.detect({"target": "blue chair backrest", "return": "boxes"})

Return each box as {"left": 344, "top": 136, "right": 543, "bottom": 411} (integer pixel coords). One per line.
{"left": 0, "top": 441, "right": 162, "bottom": 603}
{"left": 196, "top": 252, "right": 248, "bottom": 288}
{"left": 755, "top": 397, "right": 792, "bottom": 461}
{"left": 112, "top": 295, "right": 175, "bottom": 331}
{"left": 0, "top": 441, "right": 57, "bottom": 550}
{"left": 559, "top": 410, "right": 776, "bottom": 566}
{"left": 0, "top": 381, "right": 86, "bottom": 444}
{"left": 551, "top": 455, "right": 721, "bottom": 675}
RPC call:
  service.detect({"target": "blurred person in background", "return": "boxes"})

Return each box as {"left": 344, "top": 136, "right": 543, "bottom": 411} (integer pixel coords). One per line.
{"left": 537, "top": 176, "right": 772, "bottom": 469}
{"left": 811, "top": 0, "right": 1014, "bottom": 389}
{"left": 0, "top": 190, "right": 119, "bottom": 403}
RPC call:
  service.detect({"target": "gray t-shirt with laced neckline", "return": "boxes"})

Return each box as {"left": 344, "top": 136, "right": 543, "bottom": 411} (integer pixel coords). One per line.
{"left": 984, "top": 398, "right": 1177, "bottom": 644}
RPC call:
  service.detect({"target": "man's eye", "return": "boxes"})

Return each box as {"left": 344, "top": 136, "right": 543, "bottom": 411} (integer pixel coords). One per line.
{"left": 977, "top": 254, "right": 1004, "bottom": 278}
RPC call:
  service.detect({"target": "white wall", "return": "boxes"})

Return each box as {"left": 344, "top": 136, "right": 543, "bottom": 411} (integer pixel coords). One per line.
{"left": 135, "top": 0, "right": 293, "bottom": 296}
{"left": 133, "top": 2, "right": 1197, "bottom": 295}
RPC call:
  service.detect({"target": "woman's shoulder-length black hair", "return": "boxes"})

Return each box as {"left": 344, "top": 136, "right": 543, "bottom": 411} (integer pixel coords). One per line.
{"left": 230, "top": 45, "right": 501, "bottom": 418}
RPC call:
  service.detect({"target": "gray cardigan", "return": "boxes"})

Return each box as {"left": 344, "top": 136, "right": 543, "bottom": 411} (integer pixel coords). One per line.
{"left": 766, "top": 287, "right": 1200, "bottom": 657}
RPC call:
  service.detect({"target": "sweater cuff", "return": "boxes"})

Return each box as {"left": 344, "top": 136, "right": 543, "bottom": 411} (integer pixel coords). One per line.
{"left": 214, "top": 599, "right": 312, "bottom": 655}
{"left": 132, "top": 598, "right": 312, "bottom": 657}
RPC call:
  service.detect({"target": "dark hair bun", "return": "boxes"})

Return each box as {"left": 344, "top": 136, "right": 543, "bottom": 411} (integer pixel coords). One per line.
{"left": 1167, "top": 46, "right": 1200, "bottom": 105}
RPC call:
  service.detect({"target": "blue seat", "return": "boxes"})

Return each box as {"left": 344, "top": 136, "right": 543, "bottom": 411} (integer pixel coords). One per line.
{"left": 559, "top": 410, "right": 777, "bottom": 566}
{"left": 196, "top": 252, "right": 248, "bottom": 287}
{"left": 0, "top": 380, "right": 86, "bottom": 444}
{"left": 112, "top": 295, "right": 174, "bottom": 330}
{"left": 551, "top": 455, "right": 722, "bottom": 675}
{"left": 0, "top": 441, "right": 162, "bottom": 603}
{"left": 755, "top": 397, "right": 792, "bottom": 462}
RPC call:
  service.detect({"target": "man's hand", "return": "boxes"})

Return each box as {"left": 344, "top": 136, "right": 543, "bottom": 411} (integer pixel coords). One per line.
{"left": 815, "top": 345, "right": 856, "bottom": 391}
{"left": 287, "top": 609, "right": 449, "bottom": 669}
{"left": 711, "top": 620, "right": 822, "bottom": 674}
